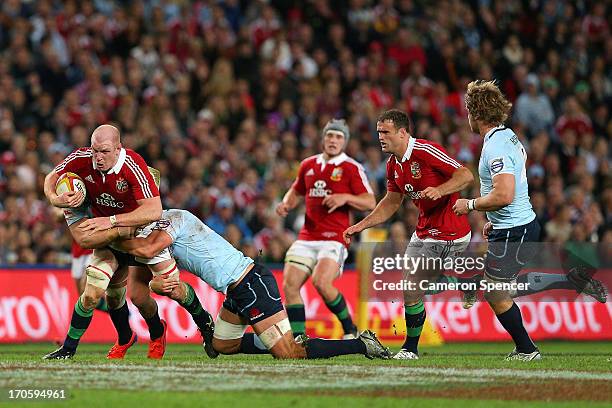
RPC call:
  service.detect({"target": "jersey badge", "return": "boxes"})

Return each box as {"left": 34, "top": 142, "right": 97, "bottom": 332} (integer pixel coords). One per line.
{"left": 410, "top": 162, "right": 421, "bottom": 179}
{"left": 490, "top": 158, "right": 504, "bottom": 174}
{"left": 330, "top": 167, "right": 343, "bottom": 181}
{"left": 116, "top": 177, "right": 128, "bottom": 193}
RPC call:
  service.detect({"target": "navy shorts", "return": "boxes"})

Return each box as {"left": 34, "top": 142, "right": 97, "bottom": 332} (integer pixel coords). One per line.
{"left": 485, "top": 218, "right": 541, "bottom": 282}
{"left": 223, "top": 263, "right": 284, "bottom": 324}
{"left": 109, "top": 247, "right": 144, "bottom": 267}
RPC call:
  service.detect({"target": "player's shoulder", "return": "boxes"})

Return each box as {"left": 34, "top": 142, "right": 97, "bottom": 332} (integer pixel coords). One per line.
{"left": 412, "top": 138, "right": 447, "bottom": 154}
{"left": 484, "top": 128, "right": 517, "bottom": 153}
{"left": 386, "top": 154, "right": 398, "bottom": 166}
{"left": 301, "top": 155, "right": 319, "bottom": 166}
{"left": 340, "top": 154, "right": 365, "bottom": 171}
{"left": 65, "top": 147, "right": 93, "bottom": 159}
{"left": 74, "top": 147, "right": 93, "bottom": 154}
{"left": 124, "top": 148, "right": 145, "bottom": 161}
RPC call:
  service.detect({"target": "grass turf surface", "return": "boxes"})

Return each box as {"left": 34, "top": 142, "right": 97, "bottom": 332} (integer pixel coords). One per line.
{"left": 0, "top": 342, "right": 610, "bottom": 407}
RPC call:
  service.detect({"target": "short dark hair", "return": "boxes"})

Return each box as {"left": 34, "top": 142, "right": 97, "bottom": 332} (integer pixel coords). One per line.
{"left": 377, "top": 109, "right": 413, "bottom": 134}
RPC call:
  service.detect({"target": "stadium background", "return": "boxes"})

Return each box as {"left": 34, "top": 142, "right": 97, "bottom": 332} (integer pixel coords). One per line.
{"left": 0, "top": 0, "right": 610, "bottom": 344}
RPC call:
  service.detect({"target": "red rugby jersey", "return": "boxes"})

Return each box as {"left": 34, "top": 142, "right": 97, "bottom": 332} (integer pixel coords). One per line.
{"left": 293, "top": 153, "right": 373, "bottom": 245}
{"left": 386, "top": 138, "right": 471, "bottom": 241}
{"left": 54, "top": 147, "right": 159, "bottom": 217}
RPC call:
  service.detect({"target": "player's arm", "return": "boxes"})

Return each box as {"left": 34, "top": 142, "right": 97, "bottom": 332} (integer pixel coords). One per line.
{"left": 421, "top": 167, "right": 474, "bottom": 200}
{"left": 276, "top": 186, "right": 303, "bottom": 217}
{"left": 78, "top": 196, "right": 162, "bottom": 232}
{"left": 43, "top": 170, "right": 84, "bottom": 208}
{"left": 68, "top": 218, "right": 134, "bottom": 249}
{"left": 454, "top": 173, "right": 514, "bottom": 215}
{"left": 343, "top": 191, "right": 403, "bottom": 243}
{"left": 111, "top": 196, "right": 162, "bottom": 227}
{"left": 322, "top": 192, "right": 376, "bottom": 213}
{"left": 114, "top": 230, "right": 173, "bottom": 259}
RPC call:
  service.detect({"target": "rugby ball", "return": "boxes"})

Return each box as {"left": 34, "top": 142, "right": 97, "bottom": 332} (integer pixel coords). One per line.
{"left": 55, "top": 172, "right": 86, "bottom": 206}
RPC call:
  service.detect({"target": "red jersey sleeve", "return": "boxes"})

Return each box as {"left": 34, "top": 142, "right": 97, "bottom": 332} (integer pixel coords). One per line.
{"left": 414, "top": 141, "right": 462, "bottom": 177}
{"left": 53, "top": 148, "right": 91, "bottom": 175}
{"left": 348, "top": 162, "right": 373, "bottom": 195}
{"left": 124, "top": 150, "right": 160, "bottom": 200}
{"left": 386, "top": 156, "right": 402, "bottom": 193}
{"left": 292, "top": 161, "right": 307, "bottom": 196}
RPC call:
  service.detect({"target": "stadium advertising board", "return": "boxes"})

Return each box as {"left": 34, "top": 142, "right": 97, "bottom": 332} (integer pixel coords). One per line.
{"left": 0, "top": 268, "right": 609, "bottom": 343}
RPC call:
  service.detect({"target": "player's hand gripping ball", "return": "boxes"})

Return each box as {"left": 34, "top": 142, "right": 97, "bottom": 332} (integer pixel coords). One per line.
{"left": 55, "top": 172, "right": 86, "bottom": 207}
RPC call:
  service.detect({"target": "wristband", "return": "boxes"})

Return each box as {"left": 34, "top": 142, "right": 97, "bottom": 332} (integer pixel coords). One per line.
{"left": 109, "top": 215, "right": 118, "bottom": 227}
{"left": 467, "top": 199, "right": 476, "bottom": 211}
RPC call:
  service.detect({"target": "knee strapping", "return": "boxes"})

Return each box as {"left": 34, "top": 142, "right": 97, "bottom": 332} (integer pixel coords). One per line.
{"left": 285, "top": 255, "right": 315, "bottom": 274}
{"left": 85, "top": 257, "right": 115, "bottom": 290}
{"left": 213, "top": 316, "right": 248, "bottom": 340}
{"left": 258, "top": 318, "right": 291, "bottom": 349}
{"left": 150, "top": 260, "right": 180, "bottom": 280}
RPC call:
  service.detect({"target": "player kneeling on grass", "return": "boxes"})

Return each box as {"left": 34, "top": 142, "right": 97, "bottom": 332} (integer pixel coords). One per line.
{"left": 116, "top": 209, "right": 391, "bottom": 359}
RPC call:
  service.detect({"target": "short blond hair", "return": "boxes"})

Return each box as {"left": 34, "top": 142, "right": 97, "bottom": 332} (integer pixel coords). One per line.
{"left": 465, "top": 80, "right": 512, "bottom": 126}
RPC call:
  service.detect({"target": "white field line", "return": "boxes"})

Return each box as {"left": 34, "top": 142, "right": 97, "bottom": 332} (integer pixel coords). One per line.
{"left": 0, "top": 362, "right": 610, "bottom": 392}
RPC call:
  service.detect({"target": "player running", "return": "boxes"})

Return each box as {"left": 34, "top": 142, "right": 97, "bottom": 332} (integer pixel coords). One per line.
{"left": 343, "top": 109, "right": 474, "bottom": 360}
{"left": 453, "top": 79, "right": 542, "bottom": 361}
{"left": 115, "top": 208, "right": 391, "bottom": 360}
{"left": 276, "top": 119, "right": 375, "bottom": 338}
{"left": 43, "top": 125, "right": 169, "bottom": 359}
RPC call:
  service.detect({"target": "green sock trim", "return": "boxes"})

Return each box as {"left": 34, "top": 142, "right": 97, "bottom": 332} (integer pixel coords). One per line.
{"left": 405, "top": 301, "right": 424, "bottom": 314}
{"left": 67, "top": 326, "right": 87, "bottom": 340}
{"left": 326, "top": 294, "right": 343, "bottom": 308}
{"left": 182, "top": 283, "right": 195, "bottom": 306}
{"left": 406, "top": 326, "right": 424, "bottom": 337}
{"left": 290, "top": 321, "right": 305, "bottom": 333}
{"left": 336, "top": 308, "right": 349, "bottom": 320}
{"left": 75, "top": 298, "right": 93, "bottom": 317}
{"left": 286, "top": 304, "right": 305, "bottom": 309}
{"left": 181, "top": 283, "right": 204, "bottom": 315}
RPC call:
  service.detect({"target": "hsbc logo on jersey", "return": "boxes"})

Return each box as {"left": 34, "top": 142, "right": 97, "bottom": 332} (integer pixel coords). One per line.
{"left": 404, "top": 183, "right": 422, "bottom": 199}
{"left": 95, "top": 193, "right": 125, "bottom": 208}
{"left": 309, "top": 180, "right": 333, "bottom": 197}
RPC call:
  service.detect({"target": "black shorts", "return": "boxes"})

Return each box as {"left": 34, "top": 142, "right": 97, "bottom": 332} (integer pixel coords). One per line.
{"left": 223, "top": 263, "right": 284, "bottom": 324}
{"left": 108, "top": 247, "right": 145, "bottom": 267}
{"left": 485, "top": 218, "right": 541, "bottom": 282}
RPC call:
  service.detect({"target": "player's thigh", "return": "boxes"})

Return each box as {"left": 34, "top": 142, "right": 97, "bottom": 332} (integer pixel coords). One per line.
{"left": 128, "top": 265, "right": 153, "bottom": 304}
{"left": 252, "top": 310, "right": 304, "bottom": 359}
{"left": 311, "top": 241, "right": 347, "bottom": 286}
{"left": 484, "top": 221, "right": 539, "bottom": 283}
{"left": 282, "top": 263, "right": 309, "bottom": 293}
{"left": 227, "top": 263, "right": 285, "bottom": 328}
{"left": 283, "top": 240, "right": 317, "bottom": 288}
{"left": 311, "top": 259, "right": 342, "bottom": 297}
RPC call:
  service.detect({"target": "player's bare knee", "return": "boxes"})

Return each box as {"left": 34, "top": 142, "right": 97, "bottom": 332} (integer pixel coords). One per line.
{"left": 312, "top": 278, "right": 335, "bottom": 299}
{"left": 80, "top": 292, "right": 99, "bottom": 310}
{"left": 106, "top": 286, "right": 127, "bottom": 309}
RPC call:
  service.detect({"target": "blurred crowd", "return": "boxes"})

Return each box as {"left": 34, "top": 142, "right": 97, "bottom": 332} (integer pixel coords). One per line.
{"left": 0, "top": 0, "right": 610, "bottom": 265}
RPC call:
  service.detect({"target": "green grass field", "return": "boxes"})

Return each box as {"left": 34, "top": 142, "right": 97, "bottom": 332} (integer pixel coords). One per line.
{"left": 0, "top": 342, "right": 610, "bottom": 407}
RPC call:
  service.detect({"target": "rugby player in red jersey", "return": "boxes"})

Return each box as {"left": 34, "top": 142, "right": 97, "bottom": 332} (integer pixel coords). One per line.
{"left": 344, "top": 109, "right": 474, "bottom": 360}
{"left": 42, "top": 125, "right": 170, "bottom": 359}
{"left": 276, "top": 119, "right": 375, "bottom": 338}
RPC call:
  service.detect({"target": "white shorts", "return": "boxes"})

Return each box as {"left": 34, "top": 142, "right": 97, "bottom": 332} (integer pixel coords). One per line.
{"left": 405, "top": 232, "right": 471, "bottom": 261}
{"left": 285, "top": 240, "right": 348, "bottom": 275}
{"left": 71, "top": 253, "right": 92, "bottom": 279}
